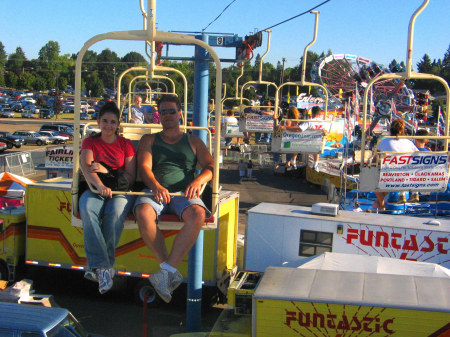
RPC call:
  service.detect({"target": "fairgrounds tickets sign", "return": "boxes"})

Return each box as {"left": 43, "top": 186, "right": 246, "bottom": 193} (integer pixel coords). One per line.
{"left": 379, "top": 152, "right": 449, "bottom": 191}
{"left": 239, "top": 114, "right": 274, "bottom": 132}
{"left": 45, "top": 146, "right": 74, "bottom": 168}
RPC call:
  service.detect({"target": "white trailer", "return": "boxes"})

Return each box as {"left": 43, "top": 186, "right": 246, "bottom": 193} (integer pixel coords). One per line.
{"left": 244, "top": 203, "right": 450, "bottom": 272}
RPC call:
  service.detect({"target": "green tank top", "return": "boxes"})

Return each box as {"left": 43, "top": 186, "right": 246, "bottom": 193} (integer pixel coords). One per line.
{"left": 152, "top": 132, "right": 197, "bottom": 192}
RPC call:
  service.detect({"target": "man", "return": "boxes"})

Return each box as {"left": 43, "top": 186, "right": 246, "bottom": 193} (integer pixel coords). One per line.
{"left": 130, "top": 95, "right": 152, "bottom": 124}
{"left": 134, "top": 95, "right": 214, "bottom": 303}
{"left": 299, "top": 106, "right": 329, "bottom": 171}
{"left": 222, "top": 109, "right": 239, "bottom": 147}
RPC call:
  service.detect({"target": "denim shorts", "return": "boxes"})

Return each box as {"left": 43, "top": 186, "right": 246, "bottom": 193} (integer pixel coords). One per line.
{"left": 134, "top": 189, "right": 211, "bottom": 220}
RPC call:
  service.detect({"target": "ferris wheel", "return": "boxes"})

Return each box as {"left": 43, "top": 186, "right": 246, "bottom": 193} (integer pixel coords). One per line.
{"left": 311, "top": 54, "right": 415, "bottom": 111}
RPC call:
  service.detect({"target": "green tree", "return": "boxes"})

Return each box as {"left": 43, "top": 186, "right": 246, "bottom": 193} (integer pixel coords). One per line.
{"left": 38, "top": 41, "right": 60, "bottom": 72}
{"left": 6, "top": 47, "right": 26, "bottom": 75}
{"left": 0, "top": 42, "right": 7, "bottom": 69}
{"left": 17, "top": 72, "right": 35, "bottom": 89}
{"left": 97, "top": 49, "right": 120, "bottom": 90}
{"left": 442, "top": 44, "right": 450, "bottom": 85}
{"left": 416, "top": 54, "right": 432, "bottom": 73}
{"left": 388, "top": 59, "right": 398, "bottom": 72}
{"left": 5, "top": 71, "right": 18, "bottom": 87}
{"left": 122, "top": 51, "right": 147, "bottom": 68}
{"left": 53, "top": 97, "right": 64, "bottom": 120}
{"left": 33, "top": 76, "right": 47, "bottom": 91}
{"left": 85, "top": 74, "right": 104, "bottom": 97}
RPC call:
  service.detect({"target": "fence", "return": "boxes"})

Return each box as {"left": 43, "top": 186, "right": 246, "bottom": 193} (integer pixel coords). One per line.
{"left": 0, "top": 148, "right": 46, "bottom": 177}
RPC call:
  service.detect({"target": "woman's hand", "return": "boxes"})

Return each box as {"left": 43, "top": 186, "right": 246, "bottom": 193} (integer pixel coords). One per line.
{"left": 95, "top": 184, "right": 112, "bottom": 198}
{"left": 89, "top": 161, "right": 109, "bottom": 174}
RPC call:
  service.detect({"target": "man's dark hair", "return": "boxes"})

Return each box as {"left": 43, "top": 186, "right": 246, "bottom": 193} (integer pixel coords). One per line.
{"left": 157, "top": 95, "right": 181, "bottom": 111}
{"left": 416, "top": 129, "right": 428, "bottom": 137}
{"left": 311, "top": 106, "right": 321, "bottom": 117}
{"left": 227, "top": 110, "right": 233, "bottom": 116}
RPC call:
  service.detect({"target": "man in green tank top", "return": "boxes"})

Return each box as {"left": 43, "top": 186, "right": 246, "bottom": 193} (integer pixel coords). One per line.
{"left": 134, "top": 95, "right": 214, "bottom": 303}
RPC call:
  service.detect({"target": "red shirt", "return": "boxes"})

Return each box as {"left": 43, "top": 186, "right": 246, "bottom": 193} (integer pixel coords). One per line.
{"left": 81, "top": 135, "right": 135, "bottom": 171}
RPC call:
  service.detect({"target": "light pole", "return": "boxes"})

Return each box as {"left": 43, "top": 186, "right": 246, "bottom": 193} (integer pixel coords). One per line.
{"left": 113, "top": 67, "right": 116, "bottom": 98}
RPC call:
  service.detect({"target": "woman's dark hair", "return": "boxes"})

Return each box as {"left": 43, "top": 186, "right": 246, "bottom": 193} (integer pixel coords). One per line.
{"left": 91, "top": 101, "right": 120, "bottom": 137}
{"left": 99, "top": 101, "right": 121, "bottom": 120}
{"left": 287, "top": 106, "right": 299, "bottom": 119}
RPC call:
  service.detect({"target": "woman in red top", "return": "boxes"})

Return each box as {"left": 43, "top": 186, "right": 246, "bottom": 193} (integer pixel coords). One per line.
{"left": 79, "top": 101, "right": 136, "bottom": 294}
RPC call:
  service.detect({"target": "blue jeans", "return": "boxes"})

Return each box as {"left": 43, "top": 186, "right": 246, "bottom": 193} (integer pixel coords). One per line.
{"left": 79, "top": 190, "right": 136, "bottom": 270}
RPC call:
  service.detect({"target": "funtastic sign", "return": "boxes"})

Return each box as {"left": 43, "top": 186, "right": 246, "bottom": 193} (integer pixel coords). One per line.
{"left": 379, "top": 152, "right": 449, "bottom": 191}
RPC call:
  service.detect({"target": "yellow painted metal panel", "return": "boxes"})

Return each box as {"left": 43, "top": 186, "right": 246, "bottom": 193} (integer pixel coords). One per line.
{"left": 255, "top": 299, "right": 450, "bottom": 336}
{"left": 25, "top": 184, "right": 239, "bottom": 283}
{"left": 306, "top": 166, "right": 357, "bottom": 189}
{"left": 0, "top": 208, "right": 26, "bottom": 267}
{"left": 216, "top": 195, "right": 239, "bottom": 277}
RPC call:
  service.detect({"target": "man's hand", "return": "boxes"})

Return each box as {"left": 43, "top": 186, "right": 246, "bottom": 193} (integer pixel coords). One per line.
{"left": 153, "top": 183, "right": 171, "bottom": 204}
{"left": 185, "top": 179, "right": 203, "bottom": 200}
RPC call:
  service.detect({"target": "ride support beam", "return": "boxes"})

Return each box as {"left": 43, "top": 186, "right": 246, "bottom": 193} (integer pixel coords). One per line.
{"left": 186, "top": 33, "right": 209, "bottom": 332}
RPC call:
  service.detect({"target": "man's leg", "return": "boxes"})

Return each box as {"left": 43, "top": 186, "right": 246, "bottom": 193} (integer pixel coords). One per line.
{"left": 135, "top": 203, "right": 168, "bottom": 263}
{"left": 166, "top": 204, "right": 205, "bottom": 268}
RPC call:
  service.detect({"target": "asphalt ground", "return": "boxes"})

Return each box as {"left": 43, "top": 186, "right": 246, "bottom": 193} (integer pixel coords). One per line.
{"left": 1, "top": 119, "right": 328, "bottom": 336}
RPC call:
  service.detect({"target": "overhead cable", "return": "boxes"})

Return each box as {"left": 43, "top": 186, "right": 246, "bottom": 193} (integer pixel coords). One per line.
{"left": 259, "top": 0, "right": 331, "bottom": 32}
{"left": 202, "top": 0, "right": 238, "bottom": 32}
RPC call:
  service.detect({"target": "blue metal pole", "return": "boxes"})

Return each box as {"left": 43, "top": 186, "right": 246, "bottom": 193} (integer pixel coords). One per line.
{"left": 186, "top": 33, "right": 209, "bottom": 332}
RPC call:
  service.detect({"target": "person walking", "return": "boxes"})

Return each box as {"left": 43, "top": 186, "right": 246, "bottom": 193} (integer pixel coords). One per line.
{"left": 247, "top": 160, "right": 253, "bottom": 179}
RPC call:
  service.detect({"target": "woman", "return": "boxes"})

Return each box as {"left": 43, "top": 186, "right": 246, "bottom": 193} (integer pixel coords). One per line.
{"left": 79, "top": 101, "right": 136, "bottom": 294}
{"left": 285, "top": 107, "right": 301, "bottom": 169}
{"left": 372, "top": 118, "right": 418, "bottom": 210}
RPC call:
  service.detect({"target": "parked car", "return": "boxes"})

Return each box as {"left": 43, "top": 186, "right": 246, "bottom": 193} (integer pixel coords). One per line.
{"left": 0, "top": 131, "right": 24, "bottom": 149}
{"left": 21, "top": 109, "right": 35, "bottom": 118}
{"left": 1, "top": 108, "right": 15, "bottom": 118}
{"left": 41, "top": 108, "right": 54, "bottom": 119}
{"left": 80, "top": 123, "right": 101, "bottom": 136}
{"left": 0, "top": 141, "right": 6, "bottom": 153}
{"left": 38, "top": 130, "right": 69, "bottom": 144}
{"left": 40, "top": 124, "right": 74, "bottom": 137}
{"left": 0, "top": 302, "right": 104, "bottom": 337}
{"left": 13, "top": 130, "right": 51, "bottom": 146}
{"left": 80, "top": 112, "right": 90, "bottom": 120}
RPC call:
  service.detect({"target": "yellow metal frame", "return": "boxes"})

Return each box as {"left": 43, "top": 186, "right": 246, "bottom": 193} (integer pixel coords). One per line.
{"left": 71, "top": 0, "right": 223, "bottom": 224}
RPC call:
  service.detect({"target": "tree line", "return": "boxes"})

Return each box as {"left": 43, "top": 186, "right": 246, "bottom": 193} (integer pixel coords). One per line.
{"left": 0, "top": 40, "right": 449, "bottom": 102}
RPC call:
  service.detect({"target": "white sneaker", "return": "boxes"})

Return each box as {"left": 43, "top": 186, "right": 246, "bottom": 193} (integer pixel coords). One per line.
{"left": 149, "top": 269, "right": 172, "bottom": 303}
{"left": 84, "top": 270, "right": 98, "bottom": 282}
{"left": 169, "top": 270, "right": 183, "bottom": 292}
{"left": 96, "top": 268, "right": 114, "bottom": 294}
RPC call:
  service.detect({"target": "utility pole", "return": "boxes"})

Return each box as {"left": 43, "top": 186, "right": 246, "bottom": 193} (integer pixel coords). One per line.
{"left": 280, "top": 57, "right": 286, "bottom": 102}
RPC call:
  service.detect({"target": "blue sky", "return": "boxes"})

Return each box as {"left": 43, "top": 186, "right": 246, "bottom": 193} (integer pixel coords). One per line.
{"left": 1, "top": 0, "right": 449, "bottom": 71}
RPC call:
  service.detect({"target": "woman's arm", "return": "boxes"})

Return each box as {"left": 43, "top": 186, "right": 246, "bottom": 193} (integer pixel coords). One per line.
{"left": 80, "top": 148, "right": 112, "bottom": 198}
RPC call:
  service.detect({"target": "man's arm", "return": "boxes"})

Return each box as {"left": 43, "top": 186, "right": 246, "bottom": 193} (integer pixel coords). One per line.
{"left": 137, "top": 134, "right": 171, "bottom": 203}
{"left": 185, "top": 135, "right": 214, "bottom": 199}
